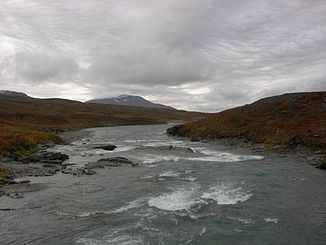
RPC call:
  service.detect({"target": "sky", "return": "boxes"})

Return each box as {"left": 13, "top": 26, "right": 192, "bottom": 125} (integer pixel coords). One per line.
{"left": 0, "top": 0, "right": 326, "bottom": 112}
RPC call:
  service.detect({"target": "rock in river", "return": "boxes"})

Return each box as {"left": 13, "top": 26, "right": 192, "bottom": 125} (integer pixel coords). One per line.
{"left": 92, "top": 144, "right": 117, "bottom": 151}
{"left": 23, "top": 152, "right": 69, "bottom": 164}
{"left": 315, "top": 156, "right": 326, "bottom": 169}
{"left": 86, "top": 157, "right": 138, "bottom": 169}
{"left": 61, "top": 168, "right": 97, "bottom": 176}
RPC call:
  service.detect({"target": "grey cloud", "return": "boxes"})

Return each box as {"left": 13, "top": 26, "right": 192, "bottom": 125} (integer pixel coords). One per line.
{"left": 0, "top": 0, "right": 326, "bottom": 112}
{"left": 15, "top": 51, "right": 78, "bottom": 81}
{"left": 85, "top": 42, "right": 212, "bottom": 86}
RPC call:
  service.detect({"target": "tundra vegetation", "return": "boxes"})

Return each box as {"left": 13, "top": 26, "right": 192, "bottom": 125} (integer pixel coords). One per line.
{"left": 168, "top": 92, "right": 326, "bottom": 152}
{"left": 0, "top": 96, "right": 205, "bottom": 160}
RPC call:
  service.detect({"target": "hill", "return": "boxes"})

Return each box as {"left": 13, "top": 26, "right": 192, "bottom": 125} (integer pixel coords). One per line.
{"left": 87, "top": 95, "right": 175, "bottom": 109}
{"left": 167, "top": 92, "right": 326, "bottom": 151}
{"left": 0, "top": 90, "right": 29, "bottom": 97}
{"left": 0, "top": 96, "right": 205, "bottom": 159}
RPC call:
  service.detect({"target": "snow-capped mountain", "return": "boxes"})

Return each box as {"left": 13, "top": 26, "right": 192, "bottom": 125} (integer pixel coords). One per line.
{"left": 87, "top": 95, "right": 175, "bottom": 109}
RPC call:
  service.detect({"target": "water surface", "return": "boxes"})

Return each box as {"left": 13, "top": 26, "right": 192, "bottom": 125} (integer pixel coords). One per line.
{"left": 1, "top": 124, "right": 325, "bottom": 244}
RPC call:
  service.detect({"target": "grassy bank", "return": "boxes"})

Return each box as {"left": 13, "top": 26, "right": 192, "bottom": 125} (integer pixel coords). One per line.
{"left": 0, "top": 96, "right": 205, "bottom": 159}
{"left": 168, "top": 92, "right": 326, "bottom": 151}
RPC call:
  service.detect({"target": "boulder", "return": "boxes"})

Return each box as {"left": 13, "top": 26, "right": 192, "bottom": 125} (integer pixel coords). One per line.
{"left": 23, "top": 152, "right": 69, "bottom": 164}
{"left": 19, "top": 180, "right": 31, "bottom": 184}
{"left": 86, "top": 162, "right": 105, "bottom": 169}
{"left": 166, "top": 125, "right": 185, "bottom": 136}
{"left": 315, "top": 156, "right": 326, "bottom": 170}
{"left": 92, "top": 144, "right": 117, "bottom": 151}
{"left": 62, "top": 167, "right": 97, "bottom": 176}
{"left": 86, "top": 157, "right": 139, "bottom": 169}
{"left": 97, "top": 157, "right": 133, "bottom": 164}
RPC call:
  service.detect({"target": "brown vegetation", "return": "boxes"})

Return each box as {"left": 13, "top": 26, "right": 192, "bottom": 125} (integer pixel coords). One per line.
{"left": 0, "top": 167, "right": 12, "bottom": 185}
{"left": 0, "top": 96, "right": 205, "bottom": 158}
{"left": 168, "top": 92, "right": 326, "bottom": 151}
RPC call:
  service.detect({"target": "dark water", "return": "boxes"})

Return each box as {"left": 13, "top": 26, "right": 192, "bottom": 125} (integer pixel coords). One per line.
{"left": 1, "top": 124, "right": 325, "bottom": 245}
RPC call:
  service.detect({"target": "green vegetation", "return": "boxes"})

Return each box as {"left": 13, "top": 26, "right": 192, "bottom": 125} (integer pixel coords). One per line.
{"left": 168, "top": 92, "right": 326, "bottom": 151}
{"left": 0, "top": 96, "right": 205, "bottom": 158}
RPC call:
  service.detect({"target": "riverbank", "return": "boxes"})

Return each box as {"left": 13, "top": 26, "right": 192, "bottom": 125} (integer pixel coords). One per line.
{"left": 0, "top": 130, "right": 89, "bottom": 190}
{"left": 0, "top": 128, "right": 140, "bottom": 195}
{"left": 167, "top": 92, "right": 326, "bottom": 169}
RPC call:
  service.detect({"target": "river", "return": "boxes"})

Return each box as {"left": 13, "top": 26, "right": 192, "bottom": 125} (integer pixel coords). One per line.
{"left": 1, "top": 124, "right": 325, "bottom": 245}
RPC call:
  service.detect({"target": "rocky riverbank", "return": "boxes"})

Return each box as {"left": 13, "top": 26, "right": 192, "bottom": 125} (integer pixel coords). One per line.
{"left": 167, "top": 124, "right": 326, "bottom": 170}
{"left": 167, "top": 92, "right": 326, "bottom": 170}
{"left": 0, "top": 130, "right": 139, "bottom": 198}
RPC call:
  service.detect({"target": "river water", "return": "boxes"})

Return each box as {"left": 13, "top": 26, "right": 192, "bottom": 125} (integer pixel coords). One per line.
{"left": 1, "top": 124, "right": 325, "bottom": 245}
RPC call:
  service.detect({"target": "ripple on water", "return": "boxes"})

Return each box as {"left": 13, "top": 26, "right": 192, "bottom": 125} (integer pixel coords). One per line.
{"left": 76, "top": 235, "right": 143, "bottom": 245}
{"left": 158, "top": 170, "right": 180, "bottom": 178}
{"left": 77, "top": 198, "right": 145, "bottom": 218}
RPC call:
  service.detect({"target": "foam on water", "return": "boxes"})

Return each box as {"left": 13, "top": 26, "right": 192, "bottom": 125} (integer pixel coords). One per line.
{"left": 264, "top": 218, "right": 279, "bottom": 223}
{"left": 113, "top": 146, "right": 138, "bottom": 153}
{"left": 140, "top": 155, "right": 181, "bottom": 164}
{"left": 182, "top": 176, "right": 198, "bottom": 182}
{"left": 201, "top": 183, "right": 252, "bottom": 205}
{"left": 137, "top": 148, "right": 263, "bottom": 164}
{"left": 143, "top": 140, "right": 184, "bottom": 147}
{"left": 123, "top": 139, "right": 161, "bottom": 143}
{"left": 158, "top": 170, "right": 180, "bottom": 178}
{"left": 71, "top": 138, "right": 92, "bottom": 146}
{"left": 192, "top": 147, "right": 264, "bottom": 162}
{"left": 141, "top": 169, "right": 194, "bottom": 181}
{"left": 199, "top": 227, "right": 207, "bottom": 236}
{"left": 83, "top": 149, "right": 108, "bottom": 155}
{"left": 140, "top": 173, "right": 156, "bottom": 179}
{"left": 148, "top": 186, "right": 204, "bottom": 211}
{"left": 227, "top": 216, "right": 253, "bottom": 224}
{"left": 77, "top": 198, "right": 144, "bottom": 218}
{"left": 76, "top": 235, "right": 143, "bottom": 245}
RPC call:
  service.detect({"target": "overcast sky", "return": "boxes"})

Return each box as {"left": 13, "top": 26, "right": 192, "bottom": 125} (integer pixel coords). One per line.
{"left": 1, "top": 0, "right": 326, "bottom": 112}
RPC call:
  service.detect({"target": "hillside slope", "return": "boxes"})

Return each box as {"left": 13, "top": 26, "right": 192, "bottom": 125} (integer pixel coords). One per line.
{"left": 0, "top": 96, "right": 205, "bottom": 158}
{"left": 168, "top": 92, "right": 326, "bottom": 151}
{"left": 0, "top": 90, "right": 29, "bottom": 97}
{"left": 87, "top": 95, "right": 174, "bottom": 109}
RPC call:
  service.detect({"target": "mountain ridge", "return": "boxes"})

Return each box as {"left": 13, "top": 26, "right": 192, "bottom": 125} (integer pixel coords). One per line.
{"left": 0, "top": 90, "right": 29, "bottom": 97}
{"left": 87, "top": 95, "right": 175, "bottom": 110}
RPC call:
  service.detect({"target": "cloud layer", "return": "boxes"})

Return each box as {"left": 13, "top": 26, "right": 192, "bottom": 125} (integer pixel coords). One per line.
{"left": 1, "top": 0, "right": 326, "bottom": 111}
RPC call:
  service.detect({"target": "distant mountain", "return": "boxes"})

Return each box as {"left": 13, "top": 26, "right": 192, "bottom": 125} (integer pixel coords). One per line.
{"left": 0, "top": 90, "right": 29, "bottom": 97}
{"left": 87, "top": 95, "right": 175, "bottom": 110}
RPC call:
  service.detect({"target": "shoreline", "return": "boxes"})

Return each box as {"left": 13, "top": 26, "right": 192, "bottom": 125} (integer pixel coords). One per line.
{"left": 0, "top": 129, "right": 92, "bottom": 195}
{"left": 0, "top": 127, "right": 140, "bottom": 197}
{"left": 1, "top": 124, "right": 325, "bottom": 198}
{"left": 167, "top": 128, "right": 326, "bottom": 170}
